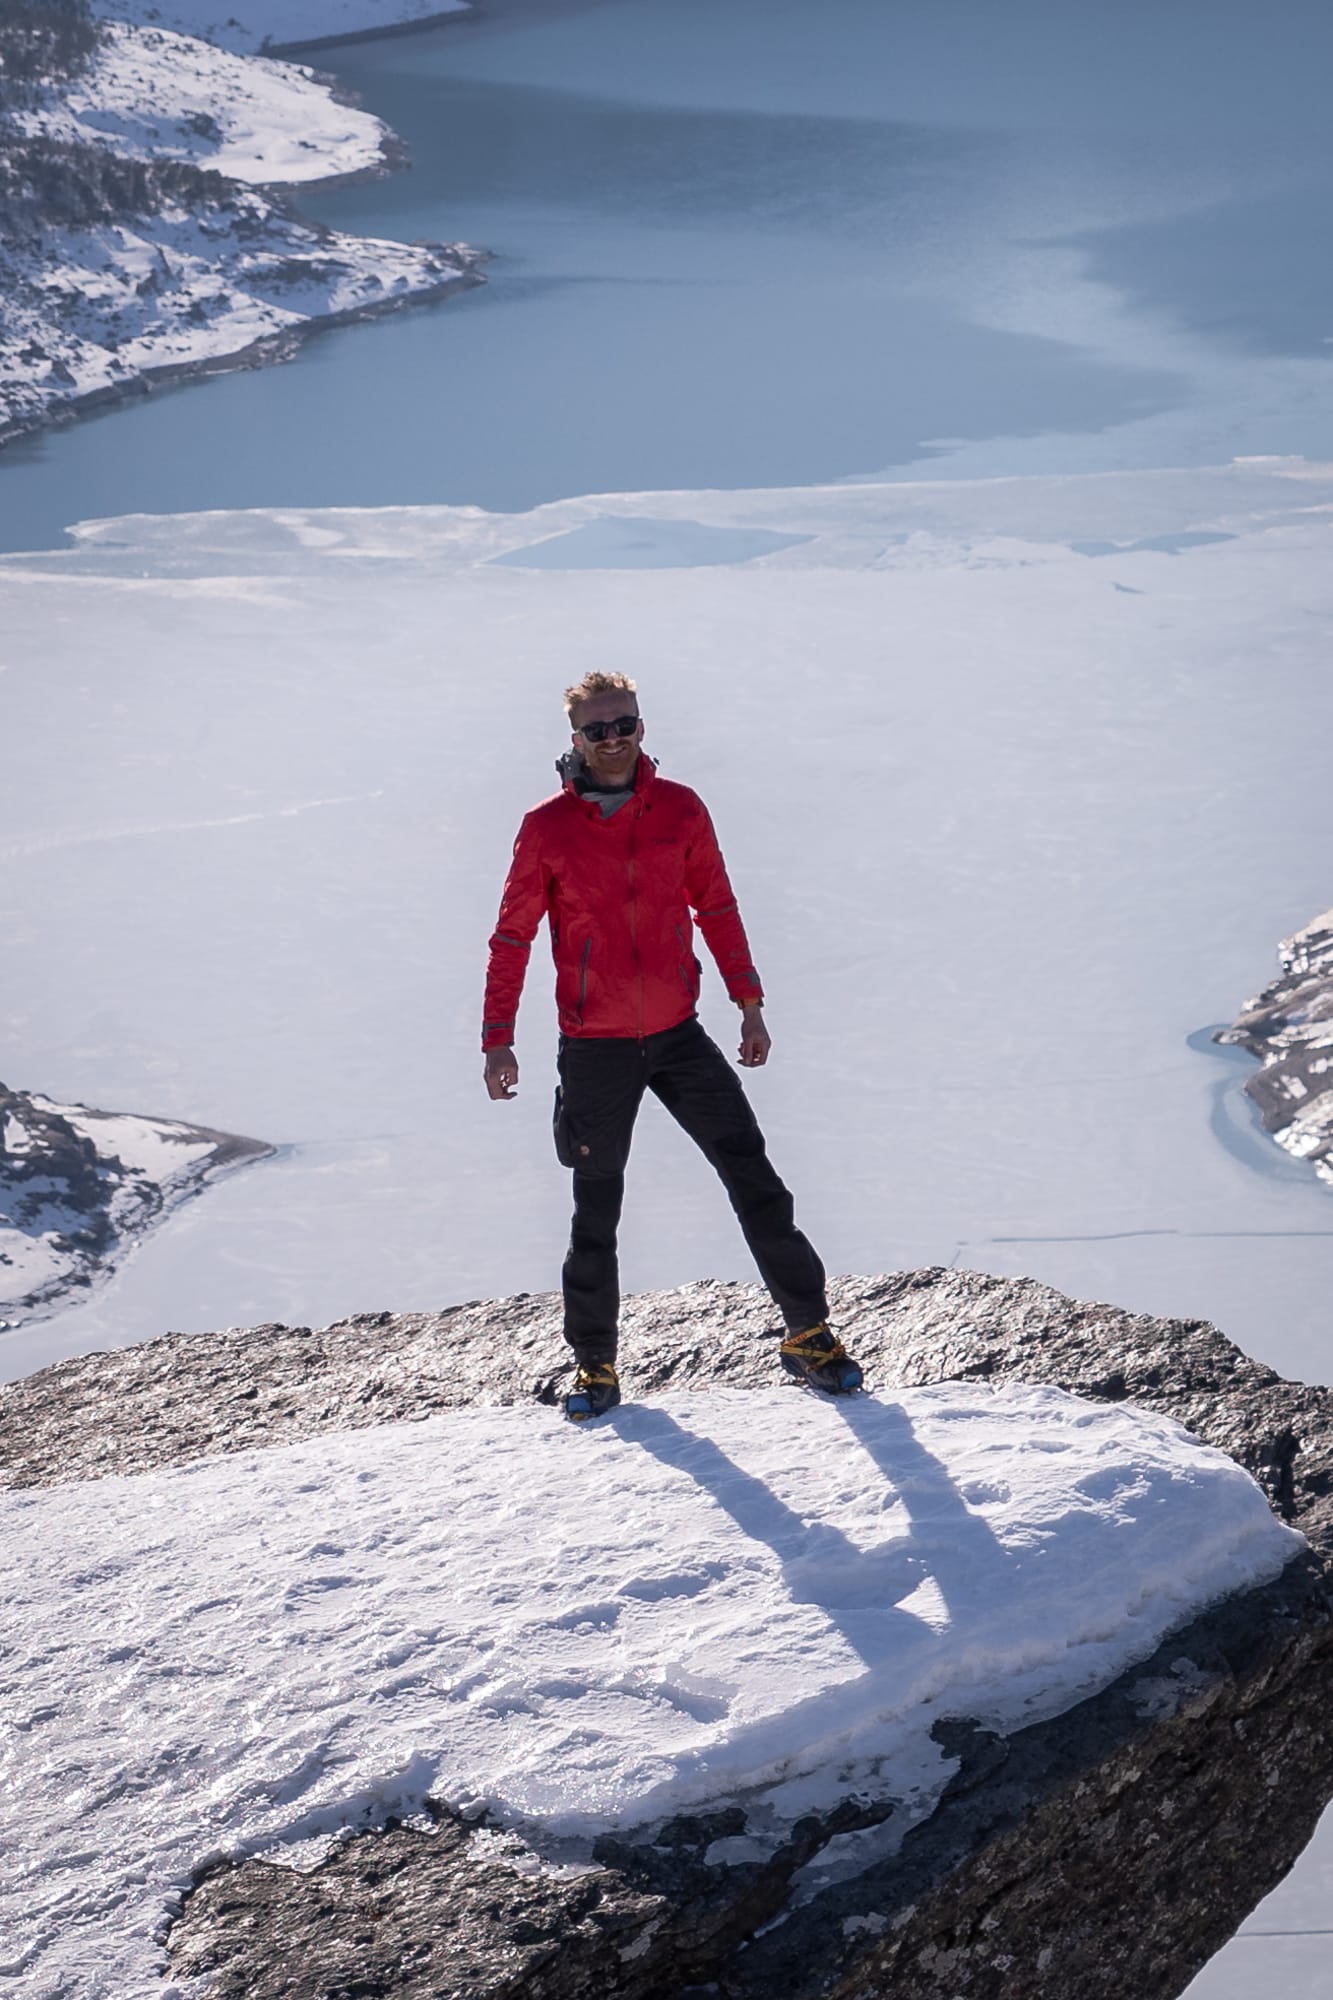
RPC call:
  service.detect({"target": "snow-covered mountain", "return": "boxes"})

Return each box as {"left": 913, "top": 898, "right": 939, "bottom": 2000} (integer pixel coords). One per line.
{"left": 0, "top": 10, "right": 481, "bottom": 444}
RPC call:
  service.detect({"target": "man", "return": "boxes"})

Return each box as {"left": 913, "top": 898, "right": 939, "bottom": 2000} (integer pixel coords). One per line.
{"left": 482, "top": 671, "right": 861, "bottom": 1421}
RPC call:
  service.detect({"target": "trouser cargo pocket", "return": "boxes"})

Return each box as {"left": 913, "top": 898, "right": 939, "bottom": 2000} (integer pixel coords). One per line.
{"left": 554, "top": 1036, "right": 646, "bottom": 1177}
{"left": 553, "top": 1083, "right": 578, "bottom": 1168}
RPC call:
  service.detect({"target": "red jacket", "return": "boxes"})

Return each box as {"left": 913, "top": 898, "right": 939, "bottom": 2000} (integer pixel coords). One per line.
{"left": 482, "top": 756, "right": 763, "bottom": 1047}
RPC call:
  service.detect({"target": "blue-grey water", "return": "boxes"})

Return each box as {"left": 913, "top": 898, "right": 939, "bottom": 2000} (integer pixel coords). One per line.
{"left": 1, "top": 0, "right": 1332, "bottom": 550}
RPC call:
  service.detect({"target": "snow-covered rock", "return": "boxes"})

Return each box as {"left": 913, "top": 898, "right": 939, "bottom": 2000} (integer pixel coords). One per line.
{"left": 1217, "top": 907, "right": 1333, "bottom": 1189}
{"left": 8, "top": 22, "right": 398, "bottom": 185}
{"left": 0, "top": 155, "right": 482, "bottom": 444}
{"left": 90, "top": 0, "right": 470, "bottom": 59}
{"left": 0, "top": 1082, "right": 270, "bottom": 1325}
{"left": 4, "top": 1269, "right": 1332, "bottom": 1999}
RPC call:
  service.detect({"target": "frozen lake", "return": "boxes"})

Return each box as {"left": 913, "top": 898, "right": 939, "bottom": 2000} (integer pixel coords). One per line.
{"left": 4, "top": 462, "right": 1332, "bottom": 1399}
{"left": 2, "top": 0, "right": 1333, "bottom": 547}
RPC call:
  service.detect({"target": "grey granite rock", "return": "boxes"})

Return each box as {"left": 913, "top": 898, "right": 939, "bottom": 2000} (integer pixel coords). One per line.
{"left": 1217, "top": 905, "right": 1333, "bottom": 1188}
{"left": 168, "top": 1797, "right": 901, "bottom": 2000}
{"left": 6, "top": 1268, "right": 1333, "bottom": 1997}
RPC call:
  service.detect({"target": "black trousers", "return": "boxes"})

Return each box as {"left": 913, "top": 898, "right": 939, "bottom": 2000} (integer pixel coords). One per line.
{"left": 554, "top": 1015, "right": 827, "bottom": 1365}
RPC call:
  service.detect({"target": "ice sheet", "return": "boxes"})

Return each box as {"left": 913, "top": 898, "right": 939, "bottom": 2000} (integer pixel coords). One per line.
{"left": 2, "top": 462, "right": 1332, "bottom": 1385}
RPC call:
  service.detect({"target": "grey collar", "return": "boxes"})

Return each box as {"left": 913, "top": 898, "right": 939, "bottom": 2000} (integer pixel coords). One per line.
{"left": 558, "top": 749, "right": 637, "bottom": 817}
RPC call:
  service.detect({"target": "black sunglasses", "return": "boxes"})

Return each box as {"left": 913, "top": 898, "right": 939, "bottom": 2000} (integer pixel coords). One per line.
{"left": 578, "top": 714, "right": 639, "bottom": 742}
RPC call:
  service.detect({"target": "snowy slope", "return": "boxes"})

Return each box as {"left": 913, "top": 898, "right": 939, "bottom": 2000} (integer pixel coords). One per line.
{"left": 7, "top": 22, "right": 395, "bottom": 185}
{"left": 0, "top": 1382, "right": 1302, "bottom": 1997}
{"left": 90, "top": 0, "right": 469, "bottom": 56}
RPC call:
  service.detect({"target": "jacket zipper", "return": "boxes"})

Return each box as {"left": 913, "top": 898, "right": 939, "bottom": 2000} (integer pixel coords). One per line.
{"left": 628, "top": 809, "right": 643, "bottom": 1041}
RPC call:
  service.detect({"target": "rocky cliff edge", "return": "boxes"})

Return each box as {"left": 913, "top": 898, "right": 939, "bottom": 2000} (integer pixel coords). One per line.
{"left": 3, "top": 1268, "right": 1332, "bottom": 1998}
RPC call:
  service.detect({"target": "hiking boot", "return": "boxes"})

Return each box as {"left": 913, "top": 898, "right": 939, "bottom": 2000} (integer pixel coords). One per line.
{"left": 564, "top": 1361, "right": 621, "bottom": 1423}
{"left": 779, "top": 1322, "right": 863, "bottom": 1395}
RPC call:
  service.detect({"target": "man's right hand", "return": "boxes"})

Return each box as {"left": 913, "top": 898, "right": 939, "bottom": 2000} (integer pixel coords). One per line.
{"left": 484, "top": 1046, "right": 519, "bottom": 1100}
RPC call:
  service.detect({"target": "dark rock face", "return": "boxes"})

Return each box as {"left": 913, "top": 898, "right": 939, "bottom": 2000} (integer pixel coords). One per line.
{"left": 0, "top": 1081, "right": 271, "bottom": 1324}
{"left": 170, "top": 1799, "right": 896, "bottom": 2000}
{"left": 1217, "top": 905, "right": 1333, "bottom": 1189}
{"left": 0, "top": 1081, "right": 107, "bottom": 1231}
{"left": 6, "top": 1269, "right": 1333, "bottom": 1999}
{"left": 0, "top": 0, "right": 100, "bottom": 104}
{"left": 0, "top": 133, "right": 228, "bottom": 232}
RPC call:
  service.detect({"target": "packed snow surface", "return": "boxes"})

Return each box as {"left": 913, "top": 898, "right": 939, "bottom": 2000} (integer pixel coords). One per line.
{"left": 8, "top": 23, "right": 394, "bottom": 185}
{"left": 90, "top": 0, "right": 469, "bottom": 55}
{"left": 0, "top": 1381, "right": 1303, "bottom": 1996}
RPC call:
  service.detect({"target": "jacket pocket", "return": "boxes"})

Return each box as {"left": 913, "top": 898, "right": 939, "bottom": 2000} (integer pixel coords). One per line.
{"left": 577, "top": 936, "right": 592, "bottom": 1024}
{"left": 676, "top": 925, "right": 700, "bottom": 1001}
{"left": 553, "top": 1083, "right": 576, "bottom": 1167}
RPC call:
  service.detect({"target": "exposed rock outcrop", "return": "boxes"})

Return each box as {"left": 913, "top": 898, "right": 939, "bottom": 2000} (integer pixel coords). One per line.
{"left": 5, "top": 1269, "right": 1332, "bottom": 1998}
{"left": 1217, "top": 905, "right": 1333, "bottom": 1188}
{"left": 0, "top": 1082, "right": 271, "bottom": 1325}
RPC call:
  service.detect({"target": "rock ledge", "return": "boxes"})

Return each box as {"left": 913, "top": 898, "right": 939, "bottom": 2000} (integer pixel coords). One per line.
{"left": 5, "top": 1269, "right": 1333, "bottom": 1997}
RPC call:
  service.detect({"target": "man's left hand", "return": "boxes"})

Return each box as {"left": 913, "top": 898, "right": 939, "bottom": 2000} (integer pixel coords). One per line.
{"left": 738, "top": 1004, "right": 770, "bottom": 1068}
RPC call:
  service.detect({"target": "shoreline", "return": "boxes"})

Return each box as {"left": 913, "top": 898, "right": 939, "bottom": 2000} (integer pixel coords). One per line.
{"left": 268, "top": 6, "right": 472, "bottom": 55}
{"left": 89, "top": 0, "right": 473, "bottom": 58}
{"left": 1217, "top": 908, "right": 1333, "bottom": 1191}
{"left": 0, "top": 250, "right": 485, "bottom": 454}
{"left": 0, "top": 1087, "right": 276, "bottom": 1331}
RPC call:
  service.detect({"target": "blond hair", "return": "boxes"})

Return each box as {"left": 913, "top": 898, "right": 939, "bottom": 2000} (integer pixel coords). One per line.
{"left": 564, "top": 671, "right": 638, "bottom": 719}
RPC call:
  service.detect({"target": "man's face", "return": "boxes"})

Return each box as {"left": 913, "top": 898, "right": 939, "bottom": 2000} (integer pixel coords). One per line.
{"left": 570, "top": 690, "right": 644, "bottom": 787}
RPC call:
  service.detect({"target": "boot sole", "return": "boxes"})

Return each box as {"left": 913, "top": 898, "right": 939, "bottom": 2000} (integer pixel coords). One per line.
{"left": 780, "top": 1354, "right": 863, "bottom": 1396}
{"left": 564, "top": 1391, "right": 622, "bottom": 1423}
